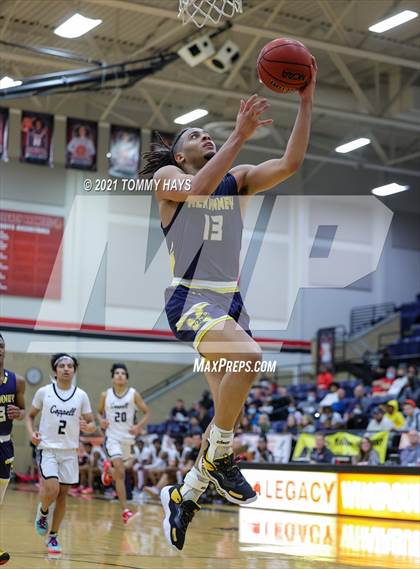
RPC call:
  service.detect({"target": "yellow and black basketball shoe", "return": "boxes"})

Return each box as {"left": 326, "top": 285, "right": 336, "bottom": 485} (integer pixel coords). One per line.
{"left": 202, "top": 450, "right": 257, "bottom": 505}
{"left": 0, "top": 548, "right": 10, "bottom": 565}
{"left": 161, "top": 485, "right": 200, "bottom": 551}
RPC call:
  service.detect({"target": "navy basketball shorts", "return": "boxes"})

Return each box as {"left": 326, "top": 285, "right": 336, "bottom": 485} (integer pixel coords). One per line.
{"left": 0, "top": 440, "right": 14, "bottom": 480}
{"left": 165, "top": 285, "right": 252, "bottom": 352}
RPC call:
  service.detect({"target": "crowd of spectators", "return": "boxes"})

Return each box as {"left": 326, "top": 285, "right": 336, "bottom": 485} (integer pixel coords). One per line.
{"left": 17, "top": 362, "right": 420, "bottom": 502}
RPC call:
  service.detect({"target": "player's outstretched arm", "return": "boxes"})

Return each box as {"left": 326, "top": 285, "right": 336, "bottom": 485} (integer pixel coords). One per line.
{"left": 7, "top": 376, "right": 25, "bottom": 421}
{"left": 234, "top": 58, "right": 317, "bottom": 195}
{"left": 155, "top": 94, "right": 272, "bottom": 203}
{"left": 80, "top": 412, "right": 97, "bottom": 434}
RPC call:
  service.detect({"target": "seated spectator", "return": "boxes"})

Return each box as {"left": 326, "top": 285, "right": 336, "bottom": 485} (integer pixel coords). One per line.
{"left": 199, "top": 389, "right": 213, "bottom": 411}
{"left": 309, "top": 433, "right": 334, "bottom": 464}
{"left": 286, "top": 399, "right": 302, "bottom": 424}
{"left": 319, "top": 382, "right": 340, "bottom": 407}
{"left": 354, "top": 437, "right": 380, "bottom": 466}
{"left": 347, "top": 384, "right": 370, "bottom": 414}
{"left": 257, "top": 413, "right": 271, "bottom": 435}
{"left": 299, "top": 414, "right": 316, "bottom": 433}
{"left": 253, "top": 436, "right": 275, "bottom": 463}
{"left": 283, "top": 413, "right": 299, "bottom": 435}
{"left": 372, "top": 366, "right": 396, "bottom": 396}
{"left": 331, "top": 388, "right": 351, "bottom": 416}
{"left": 188, "top": 415, "right": 203, "bottom": 436}
{"left": 269, "top": 386, "right": 291, "bottom": 421}
{"left": 248, "top": 402, "right": 261, "bottom": 427}
{"left": 299, "top": 389, "right": 318, "bottom": 416}
{"left": 170, "top": 399, "right": 189, "bottom": 422}
{"left": 237, "top": 415, "right": 254, "bottom": 434}
{"left": 399, "top": 366, "right": 420, "bottom": 406}
{"left": 387, "top": 364, "right": 408, "bottom": 398}
{"left": 385, "top": 400, "right": 405, "bottom": 430}
{"left": 366, "top": 406, "right": 394, "bottom": 432}
{"left": 316, "top": 365, "right": 334, "bottom": 391}
{"left": 403, "top": 399, "right": 420, "bottom": 431}
{"left": 346, "top": 403, "right": 369, "bottom": 430}
{"left": 399, "top": 430, "right": 420, "bottom": 466}
{"left": 318, "top": 405, "right": 343, "bottom": 430}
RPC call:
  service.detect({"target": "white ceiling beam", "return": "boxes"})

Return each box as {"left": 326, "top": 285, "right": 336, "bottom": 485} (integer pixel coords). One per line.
{"left": 84, "top": 0, "right": 420, "bottom": 70}
{"left": 387, "top": 149, "right": 420, "bottom": 166}
{"left": 100, "top": 88, "right": 123, "bottom": 121}
{"left": 328, "top": 52, "right": 374, "bottom": 114}
{"left": 324, "top": 0, "right": 355, "bottom": 40}
{"left": 317, "top": 0, "right": 351, "bottom": 45}
{"left": 137, "top": 87, "right": 169, "bottom": 129}
{"left": 369, "top": 133, "right": 389, "bottom": 164}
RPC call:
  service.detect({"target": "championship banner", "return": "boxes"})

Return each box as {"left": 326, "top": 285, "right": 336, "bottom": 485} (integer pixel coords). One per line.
{"left": 292, "top": 432, "right": 389, "bottom": 463}
{"left": 66, "top": 117, "right": 97, "bottom": 171}
{"left": 316, "top": 327, "right": 335, "bottom": 373}
{"left": 0, "top": 107, "right": 9, "bottom": 161}
{"left": 108, "top": 125, "right": 141, "bottom": 178}
{"left": 20, "top": 110, "right": 53, "bottom": 166}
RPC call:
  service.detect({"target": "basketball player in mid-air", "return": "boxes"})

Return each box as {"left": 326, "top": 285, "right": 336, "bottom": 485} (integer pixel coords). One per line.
{"left": 140, "top": 59, "right": 317, "bottom": 549}
{"left": 0, "top": 333, "right": 25, "bottom": 566}
{"left": 26, "top": 354, "right": 96, "bottom": 555}
{"left": 98, "top": 363, "right": 149, "bottom": 524}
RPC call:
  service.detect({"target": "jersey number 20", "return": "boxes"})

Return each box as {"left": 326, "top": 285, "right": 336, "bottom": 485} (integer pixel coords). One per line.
{"left": 115, "top": 412, "right": 127, "bottom": 423}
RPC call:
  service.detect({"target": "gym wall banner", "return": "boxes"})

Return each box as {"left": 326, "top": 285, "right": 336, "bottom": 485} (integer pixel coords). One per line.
{"left": 237, "top": 433, "right": 292, "bottom": 463}
{"left": 20, "top": 110, "right": 53, "bottom": 166}
{"left": 66, "top": 117, "right": 98, "bottom": 171}
{"left": 242, "top": 469, "right": 420, "bottom": 521}
{"left": 108, "top": 125, "right": 141, "bottom": 179}
{"left": 0, "top": 107, "right": 8, "bottom": 161}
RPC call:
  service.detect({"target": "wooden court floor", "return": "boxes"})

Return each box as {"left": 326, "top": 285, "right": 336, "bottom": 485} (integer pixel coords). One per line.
{"left": 0, "top": 485, "right": 418, "bottom": 569}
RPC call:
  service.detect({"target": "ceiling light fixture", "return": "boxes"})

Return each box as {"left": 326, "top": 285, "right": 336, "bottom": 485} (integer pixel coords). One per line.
{"left": 54, "top": 13, "right": 102, "bottom": 39}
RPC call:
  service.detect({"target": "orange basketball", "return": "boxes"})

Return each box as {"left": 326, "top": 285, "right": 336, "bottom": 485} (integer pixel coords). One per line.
{"left": 257, "top": 38, "right": 313, "bottom": 94}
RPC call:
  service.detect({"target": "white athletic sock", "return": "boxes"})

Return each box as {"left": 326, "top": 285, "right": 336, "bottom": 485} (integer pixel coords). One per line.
{"left": 180, "top": 466, "right": 208, "bottom": 503}
{"left": 206, "top": 424, "right": 233, "bottom": 462}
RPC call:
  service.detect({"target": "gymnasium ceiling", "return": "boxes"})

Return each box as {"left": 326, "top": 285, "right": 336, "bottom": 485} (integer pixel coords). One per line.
{"left": 0, "top": 0, "right": 419, "bottom": 204}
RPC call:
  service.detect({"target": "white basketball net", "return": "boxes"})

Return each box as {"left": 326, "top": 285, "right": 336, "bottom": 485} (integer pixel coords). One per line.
{"left": 178, "top": 0, "right": 243, "bottom": 28}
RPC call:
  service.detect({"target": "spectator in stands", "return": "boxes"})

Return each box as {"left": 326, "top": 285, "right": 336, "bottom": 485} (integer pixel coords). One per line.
{"left": 237, "top": 415, "right": 253, "bottom": 434}
{"left": 170, "top": 399, "right": 189, "bottom": 422}
{"left": 309, "top": 433, "right": 334, "bottom": 464}
{"left": 253, "top": 436, "right": 275, "bottom": 463}
{"left": 74, "top": 442, "right": 95, "bottom": 495}
{"left": 399, "top": 430, "right": 420, "bottom": 466}
{"left": 197, "top": 402, "right": 212, "bottom": 432}
{"left": 283, "top": 414, "right": 299, "bottom": 435}
{"left": 318, "top": 405, "right": 343, "bottom": 430}
{"left": 299, "top": 414, "right": 316, "bottom": 433}
{"left": 346, "top": 403, "right": 369, "bottom": 430}
{"left": 269, "top": 385, "right": 291, "bottom": 421}
{"left": 299, "top": 389, "right": 318, "bottom": 416}
{"left": 372, "top": 366, "right": 396, "bottom": 396}
{"left": 188, "top": 415, "right": 203, "bottom": 436}
{"left": 332, "top": 388, "right": 350, "bottom": 416}
{"left": 319, "top": 382, "right": 340, "bottom": 407}
{"left": 385, "top": 400, "right": 405, "bottom": 430}
{"left": 366, "top": 406, "right": 394, "bottom": 432}
{"left": 399, "top": 366, "right": 420, "bottom": 406}
{"left": 403, "top": 400, "right": 420, "bottom": 431}
{"left": 257, "top": 413, "right": 271, "bottom": 435}
{"left": 198, "top": 389, "right": 213, "bottom": 411}
{"left": 348, "top": 384, "right": 370, "bottom": 413}
{"left": 387, "top": 364, "right": 408, "bottom": 398}
{"left": 316, "top": 365, "right": 334, "bottom": 391}
{"left": 354, "top": 437, "right": 380, "bottom": 466}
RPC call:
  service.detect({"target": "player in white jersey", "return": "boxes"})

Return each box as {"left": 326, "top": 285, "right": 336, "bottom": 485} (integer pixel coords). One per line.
{"left": 26, "top": 354, "right": 96, "bottom": 555}
{"left": 98, "top": 363, "right": 149, "bottom": 524}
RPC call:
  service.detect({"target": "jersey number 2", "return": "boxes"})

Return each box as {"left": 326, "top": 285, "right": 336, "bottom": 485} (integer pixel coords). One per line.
{"left": 58, "top": 420, "right": 67, "bottom": 435}
{"left": 0, "top": 407, "right": 6, "bottom": 423}
{"left": 203, "top": 215, "right": 223, "bottom": 241}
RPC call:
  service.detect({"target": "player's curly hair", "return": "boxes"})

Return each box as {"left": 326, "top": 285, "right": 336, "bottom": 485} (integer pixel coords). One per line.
{"left": 111, "top": 362, "right": 129, "bottom": 379}
{"left": 139, "top": 129, "right": 189, "bottom": 178}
